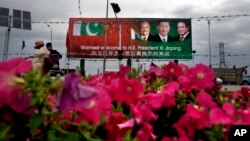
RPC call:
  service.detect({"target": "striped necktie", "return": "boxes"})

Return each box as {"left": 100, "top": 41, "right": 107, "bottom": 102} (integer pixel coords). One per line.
{"left": 179, "top": 36, "right": 184, "bottom": 41}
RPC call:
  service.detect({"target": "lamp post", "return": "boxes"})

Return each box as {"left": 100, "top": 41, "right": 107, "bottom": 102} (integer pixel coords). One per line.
{"left": 110, "top": 2, "right": 121, "bottom": 70}
{"left": 47, "top": 24, "right": 52, "bottom": 43}
{"left": 197, "top": 17, "right": 211, "bottom": 67}
{"left": 197, "top": 17, "right": 222, "bottom": 67}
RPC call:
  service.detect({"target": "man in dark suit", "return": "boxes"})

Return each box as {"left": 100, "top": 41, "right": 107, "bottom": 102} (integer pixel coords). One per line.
{"left": 137, "top": 20, "right": 154, "bottom": 41}
{"left": 151, "top": 20, "right": 175, "bottom": 42}
{"left": 46, "top": 42, "right": 62, "bottom": 70}
{"left": 175, "top": 20, "right": 191, "bottom": 41}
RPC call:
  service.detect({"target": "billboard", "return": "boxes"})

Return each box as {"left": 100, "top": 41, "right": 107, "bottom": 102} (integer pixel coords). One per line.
{"left": 66, "top": 18, "right": 192, "bottom": 59}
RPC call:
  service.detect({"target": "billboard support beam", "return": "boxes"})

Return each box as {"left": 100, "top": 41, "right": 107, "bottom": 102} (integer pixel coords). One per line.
{"left": 3, "top": 16, "right": 11, "bottom": 60}
{"left": 103, "top": 0, "right": 109, "bottom": 73}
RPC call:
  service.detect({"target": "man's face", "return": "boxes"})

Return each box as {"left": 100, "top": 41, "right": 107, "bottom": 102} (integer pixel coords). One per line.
{"left": 47, "top": 46, "right": 52, "bottom": 51}
{"left": 139, "top": 22, "right": 150, "bottom": 36}
{"left": 157, "top": 22, "right": 170, "bottom": 36}
{"left": 177, "top": 22, "right": 189, "bottom": 36}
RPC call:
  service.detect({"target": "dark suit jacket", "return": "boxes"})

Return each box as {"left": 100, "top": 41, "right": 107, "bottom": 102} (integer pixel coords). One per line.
{"left": 174, "top": 32, "right": 191, "bottom": 41}
{"left": 150, "top": 34, "right": 176, "bottom": 42}
{"left": 146, "top": 34, "right": 154, "bottom": 41}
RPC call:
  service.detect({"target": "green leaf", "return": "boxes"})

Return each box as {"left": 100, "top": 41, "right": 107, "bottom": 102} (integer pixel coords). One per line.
{"left": 28, "top": 114, "right": 43, "bottom": 131}
{"left": 0, "top": 123, "right": 13, "bottom": 141}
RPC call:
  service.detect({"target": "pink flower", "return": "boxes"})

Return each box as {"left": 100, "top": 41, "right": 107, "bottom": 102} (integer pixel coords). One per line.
{"left": 209, "top": 106, "right": 234, "bottom": 125}
{"left": 140, "top": 93, "right": 165, "bottom": 110}
{"left": 105, "top": 112, "right": 127, "bottom": 141}
{"left": 0, "top": 57, "right": 32, "bottom": 75}
{"left": 131, "top": 100, "right": 158, "bottom": 122}
{"left": 161, "top": 61, "right": 186, "bottom": 80}
{"left": 111, "top": 78, "right": 144, "bottom": 105}
{"left": 189, "top": 64, "right": 215, "bottom": 90}
{"left": 162, "top": 81, "right": 179, "bottom": 96}
{"left": 136, "top": 122, "right": 156, "bottom": 141}
{"left": 56, "top": 73, "right": 98, "bottom": 112}
{"left": 173, "top": 104, "right": 210, "bottom": 137}
{"left": 0, "top": 57, "right": 32, "bottom": 112}
{"left": 196, "top": 91, "right": 216, "bottom": 108}
{"left": 75, "top": 87, "right": 113, "bottom": 125}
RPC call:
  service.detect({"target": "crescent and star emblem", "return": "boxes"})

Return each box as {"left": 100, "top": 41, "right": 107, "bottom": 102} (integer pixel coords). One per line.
{"left": 86, "top": 22, "right": 99, "bottom": 36}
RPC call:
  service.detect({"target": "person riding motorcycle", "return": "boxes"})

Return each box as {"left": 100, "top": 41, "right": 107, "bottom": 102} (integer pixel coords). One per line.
{"left": 25, "top": 40, "right": 49, "bottom": 71}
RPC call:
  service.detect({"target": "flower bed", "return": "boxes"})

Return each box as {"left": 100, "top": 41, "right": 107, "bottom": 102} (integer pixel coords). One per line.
{"left": 0, "top": 57, "right": 250, "bottom": 141}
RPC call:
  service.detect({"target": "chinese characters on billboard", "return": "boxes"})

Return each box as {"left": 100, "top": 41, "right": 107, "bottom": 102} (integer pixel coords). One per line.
{"left": 66, "top": 18, "right": 192, "bottom": 60}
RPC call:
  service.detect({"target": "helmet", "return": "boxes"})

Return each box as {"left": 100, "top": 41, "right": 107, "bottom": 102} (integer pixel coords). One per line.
{"left": 35, "top": 40, "right": 44, "bottom": 48}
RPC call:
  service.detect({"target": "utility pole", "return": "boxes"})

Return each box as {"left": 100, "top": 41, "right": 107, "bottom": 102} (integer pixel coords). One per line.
{"left": 219, "top": 42, "right": 226, "bottom": 68}
{"left": 197, "top": 14, "right": 250, "bottom": 67}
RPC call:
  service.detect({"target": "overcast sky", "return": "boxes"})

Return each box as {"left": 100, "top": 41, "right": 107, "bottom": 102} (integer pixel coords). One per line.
{"left": 0, "top": 0, "right": 250, "bottom": 74}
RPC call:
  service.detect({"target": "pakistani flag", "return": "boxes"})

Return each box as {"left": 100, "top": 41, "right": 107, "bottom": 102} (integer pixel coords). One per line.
{"left": 73, "top": 21, "right": 104, "bottom": 36}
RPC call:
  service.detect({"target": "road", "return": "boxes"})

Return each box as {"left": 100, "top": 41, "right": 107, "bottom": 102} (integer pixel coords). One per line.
{"left": 221, "top": 85, "right": 250, "bottom": 91}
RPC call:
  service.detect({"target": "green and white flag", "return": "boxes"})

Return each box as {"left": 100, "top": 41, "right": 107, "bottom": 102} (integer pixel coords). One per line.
{"left": 73, "top": 21, "right": 104, "bottom": 36}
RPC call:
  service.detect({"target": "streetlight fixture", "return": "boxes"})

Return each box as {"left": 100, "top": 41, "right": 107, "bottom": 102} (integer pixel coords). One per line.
{"left": 47, "top": 24, "right": 52, "bottom": 43}
{"left": 103, "top": 1, "right": 121, "bottom": 73}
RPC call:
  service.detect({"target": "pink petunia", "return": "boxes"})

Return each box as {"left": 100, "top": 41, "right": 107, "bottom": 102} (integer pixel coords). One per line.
{"left": 56, "top": 73, "right": 99, "bottom": 112}
{"left": 188, "top": 64, "right": 215, "bottom": 90}
{"left": 111, "top": 78, "right": 144, "bottom": 105}
{"left": 162, "top": 81, "right": 179, "bottom": 96}
{"left": 196, "top": 91, "right": 216, "bottom": 108}
{"left": 161, "top": 61, "right": 186, "bottom": 80}
{"left": 0, "top": 57, "right": 32, "bottom": 112}
{"left": 105, "top": 112, "right": 127, "bottom": 141}
{"left": 209, "top": 106, "right": 234, "bottom": 125}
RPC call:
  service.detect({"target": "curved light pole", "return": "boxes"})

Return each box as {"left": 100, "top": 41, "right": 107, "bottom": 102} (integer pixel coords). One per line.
{"left": 47, "top": 24, "right": 52, "bottom": 42}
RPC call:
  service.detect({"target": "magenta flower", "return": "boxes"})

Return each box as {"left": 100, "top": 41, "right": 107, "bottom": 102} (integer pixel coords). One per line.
{"left": 196, "top": 91, "right": 216, "bottom": 108}
{"left": 0, "top": 57, "right": 32, "bottom": 75}
{"left": 73, "top": 87, "right": 113, "bottom": 125}
{"left": 173, "top": 104, "right": 210, "bottom": 137}
{"left": 140, "top": 93, "right": 165, "bottom": 110}
{"left": 111, "top": 78, "right": 144, "bottom": 105}
{"left": 131, "top": 100, "right": 158, "bottom": 122}
{"left": 162, "top": 81, "right": 179, "bottom": 96}
{"left": 209, "top": 106, "right": 234, "bottom": 125}
{"left": 56, "top": 73, "right": 98, "bottom": 112}
{"left": 161, "top": 61, "right": 186, "bottom": 80}
{"left": 0, "top": 57, "right": 32, "bottom": 112}
{"left": 105, "top": 112, "right": 127, "bottom": 141}
{"left": 189, "top": 64, "right": 215, "bottom": 90}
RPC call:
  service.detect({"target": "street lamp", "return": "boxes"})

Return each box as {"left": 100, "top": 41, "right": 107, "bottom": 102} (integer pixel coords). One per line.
{"left": 110, "top": 2, "right": 121, "bottom": 69}
{"left": 47, "top": 24, "right": 52, "bottom": 43}
{"left": 197, "top": 17, "right": 211, "bottom": 67}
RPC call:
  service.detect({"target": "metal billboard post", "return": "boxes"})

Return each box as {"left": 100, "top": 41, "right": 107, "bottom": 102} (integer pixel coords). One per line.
{"left": 103, "top": 0, "right": 109, "bottom": 73}
{"left": 3, "top": 16, "right": 11, "bottom": 60}
{"left": 47, "top": 24, "right": 52, "bottom": 43}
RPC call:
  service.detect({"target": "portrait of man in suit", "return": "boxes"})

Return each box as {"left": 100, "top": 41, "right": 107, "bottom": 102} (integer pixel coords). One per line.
{"left": 176, "top": 20, "right": 191, "bottom": 41}
{"left": 137, "top": 20, "right": 154, "bottom": 41}
{"left": 151, "top": 20, "right": 175, "bottom": 42}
